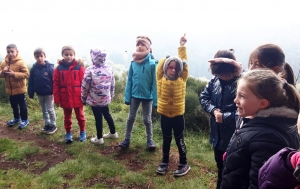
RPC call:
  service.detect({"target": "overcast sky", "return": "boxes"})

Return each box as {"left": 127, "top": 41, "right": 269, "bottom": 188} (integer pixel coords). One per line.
{"left": 1, "top": 0, "right": 300, "bottom": 74}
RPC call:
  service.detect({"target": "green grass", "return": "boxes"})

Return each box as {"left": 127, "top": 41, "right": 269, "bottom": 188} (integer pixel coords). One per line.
{"left": 0, "top": 101, "right": 217, "bottom": 189}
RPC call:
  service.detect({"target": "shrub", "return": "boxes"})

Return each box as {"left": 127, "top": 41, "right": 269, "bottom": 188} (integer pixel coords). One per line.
{"left": 184, "top": 77, "right": 209, "bottom": 132}
{"left": 185, "top": 88, "right": 209, "bottom": 132}
{"left": 0, "top": 79, "right": 9, "bottom": 103}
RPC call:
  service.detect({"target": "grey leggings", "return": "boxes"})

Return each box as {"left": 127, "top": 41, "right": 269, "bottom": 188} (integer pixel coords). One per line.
{"left": 124, "top": 98, "right": 153, "bottom": 141}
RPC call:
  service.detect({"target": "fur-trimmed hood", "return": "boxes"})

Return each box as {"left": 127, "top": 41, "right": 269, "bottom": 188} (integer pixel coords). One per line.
{"left": 256, "top": 107, "right": 298, "bottom": 119}
{"left": 57, "top": 59, "right": 85, "bottom": 67}
{"left": 162, "top": 56, "right": 186, "bottom": 80}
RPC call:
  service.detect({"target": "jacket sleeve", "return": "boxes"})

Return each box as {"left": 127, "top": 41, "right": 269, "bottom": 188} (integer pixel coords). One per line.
{"left": 151, "top": 62, "right": 157, "bottom": 107}
{"left": 178, "top": 46, "right": 188, "bottom": 81}
{"left": 156, "top": 58, "right": 165, "bottom": 81}
{"left": 111, "top": 70, "right": 115, "bottom": 98}
{"left": 200, "top": 79, "right": 217, "bottom": 115}
{"left": 223, "top": 110, "right": 238, "bottom": 124}
{"left": 81, "top": 67, "right": 91, "bottom": 103}
{"left": 27, "top": 67, "right": 35, "bottom": 98}
{"left": 14, "top": 61, "right": 29, "bottom": 80}
{"left": 0, "top": 61, "right": 6, "bottom": 78}
{"left": 53, "top": 68, "right": 60, "bottom": 104}
{"left": 124, "top": 63, "right": 133, "bottom": 104}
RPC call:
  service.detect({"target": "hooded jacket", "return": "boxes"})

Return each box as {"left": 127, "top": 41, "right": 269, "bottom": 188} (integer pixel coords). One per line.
{"left": 124, "top": 53, "right": 157, "bottom": 106}
{"left": 81, "top": 63, "right": 115, "bottom": 106}
{"left": 258, "top": 147, "right": 300, "bottom": 189}
{"left": 0, "top": 54, "right": 29, "bottom": 95}
{"left": 53, "top": 59, "right": 85, "bottom": 108}
{"left": 200, "top": 76, "right": 238, "bottom": 151}
{"left": 221, "top": 107, "right": 299, "bottom": 189}
{"left": 156, "top": 46, "right": 188, "bottom": 118}
{"left": 28, "top": 61, "right": 54, "bottom": 98}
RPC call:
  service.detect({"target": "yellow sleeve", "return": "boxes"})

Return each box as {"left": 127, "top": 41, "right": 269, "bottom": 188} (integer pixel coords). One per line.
{"left": 178, "top": 46, "right": 188, "bottom": 61}
{"left": 156, "top": 58, "right": 166, "bottom": 80}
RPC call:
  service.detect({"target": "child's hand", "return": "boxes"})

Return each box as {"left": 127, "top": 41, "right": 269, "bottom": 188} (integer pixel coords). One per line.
{"left": 180, "top": 33, "right": 187, "bottom": 46}
{"left": 5, "top": 70, "right": 15, "bottom": 77}
{"left": 3, "top": 66, "right": 10, "bottom": 72}
{"left": 294, "top": 164, "right": 300, "bottom": 181}
{"left": 214, "top": 109, "right": 223, "bottom": 123}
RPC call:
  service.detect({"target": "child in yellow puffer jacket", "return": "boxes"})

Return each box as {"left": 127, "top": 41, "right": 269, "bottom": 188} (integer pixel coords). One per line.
{"left": 156, "top": 34, "right": 190, "bottom": 177}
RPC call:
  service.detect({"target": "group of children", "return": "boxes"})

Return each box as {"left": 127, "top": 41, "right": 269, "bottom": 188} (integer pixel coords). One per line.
{"left": 200, "top": 44, "right": 300, "bottom": 189}
{"left": 1, "top": 35, "right": 300, "bottom": 184}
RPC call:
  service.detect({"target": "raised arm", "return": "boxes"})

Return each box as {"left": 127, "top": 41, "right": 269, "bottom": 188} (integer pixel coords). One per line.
{"left": 178, "top": 34, "right": 188, "bottom": 81}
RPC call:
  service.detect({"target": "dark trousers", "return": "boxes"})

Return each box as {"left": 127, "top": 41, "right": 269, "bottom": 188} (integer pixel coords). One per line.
{"left": 160, "top": 114, "right": 187, "bottom": 165}
{"left": 92, "top": 106, "right": 116, "bottom": 139}
{"left": 214, "top": 147, "right": 225, "bottom": 189}
{"left": 9, "top": 93, "right": 28, "bottom": 120}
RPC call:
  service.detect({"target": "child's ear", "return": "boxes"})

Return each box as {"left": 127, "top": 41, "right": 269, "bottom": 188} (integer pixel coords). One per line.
{"left": 272, "top": 66, "right": 281, "bottom": 74}
{"left": 259, "top": 99, "right": 269, "bottom": 109}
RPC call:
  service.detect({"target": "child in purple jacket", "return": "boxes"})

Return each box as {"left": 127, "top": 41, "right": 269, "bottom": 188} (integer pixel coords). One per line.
{"left": 258, "top": 147, "right": 300, "bottom": 189}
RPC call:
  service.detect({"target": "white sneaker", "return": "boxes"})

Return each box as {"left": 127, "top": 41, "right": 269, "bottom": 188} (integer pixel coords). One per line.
{"left": 103, "top": 132, "right": 119, "bottom": 139}
{"left": 90, "top": 137, "right": 104, "bottom": 144}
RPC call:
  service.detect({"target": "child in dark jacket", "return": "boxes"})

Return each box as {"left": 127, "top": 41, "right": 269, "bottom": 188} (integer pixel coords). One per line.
{"left": 28, "top": 48, "right": 57, "bottom": 134}
{"left": 221, "top": 69, "right": 300, "bottom": 189}
{"left": 258, "top": 147, "right": 300, "bottom": 189}
{"left": 200, "top": 49, "right": 242, "bottom": 189}
{"left": 53, "top": 46, "right": 86, "bottom": 143}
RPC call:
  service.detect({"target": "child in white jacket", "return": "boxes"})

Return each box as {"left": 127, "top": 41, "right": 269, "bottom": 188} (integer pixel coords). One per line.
{"left": 81, "top": 48, "right": 118, "bottom": 144}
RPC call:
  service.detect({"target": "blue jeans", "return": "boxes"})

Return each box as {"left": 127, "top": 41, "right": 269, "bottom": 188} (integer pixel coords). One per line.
{"left": 38, "top": 95, "right": 56, "bottom": 126}
{"left": 125, "top": 98, "right": 153, "bottom": 141}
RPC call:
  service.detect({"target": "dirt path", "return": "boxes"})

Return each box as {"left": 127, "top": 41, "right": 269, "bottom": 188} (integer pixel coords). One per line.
{"left": 0, "top": 120, "right": 71, "bottom": 174}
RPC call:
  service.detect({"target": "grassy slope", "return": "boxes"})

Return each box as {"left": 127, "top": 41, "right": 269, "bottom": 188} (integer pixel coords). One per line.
{"left": 0, "top": 99, "right": 217, "bottom": 189}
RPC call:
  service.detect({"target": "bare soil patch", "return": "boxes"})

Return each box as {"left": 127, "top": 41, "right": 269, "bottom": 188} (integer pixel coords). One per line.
{"left": 0, "top": 120, "right": 71, "bottom": 174}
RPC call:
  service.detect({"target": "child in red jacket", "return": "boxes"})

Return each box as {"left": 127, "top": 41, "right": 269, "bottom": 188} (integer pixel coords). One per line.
{"left": 53, "top": 46, "right": 86, "bottom": 143}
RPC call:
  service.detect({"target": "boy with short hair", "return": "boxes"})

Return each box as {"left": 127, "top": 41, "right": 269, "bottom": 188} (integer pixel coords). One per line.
{"left": 28, "top": 48, "right": 57, "bottom": 134}
{"left": 0, "top": 44, "right": 29, "bottom": 129}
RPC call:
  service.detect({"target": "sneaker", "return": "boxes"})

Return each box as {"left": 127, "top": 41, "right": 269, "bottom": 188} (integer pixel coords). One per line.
{"left": 18, "top": 120, "right": 29, "bottom": 129}
{"left": 7, "top": 118, "right": 21, "bottom": 126}
{"left": 90, "top": 137, "right": 104, "bottom": 144}
{"left": 173, "top": 164, "right": 191, "bottom": 177}
{"left": 41, "top": 125, "right": 49, "bottom": 133}
{"left": 147, "top": 140, "right": 156, "bottom": 150}
{"left": 65, "top": 132, "right": 73, "bottom": 143}
{"left": 103, "top": 132, "right": 119, "bottom": 139}
{"left": 156, "top": 163, "right": 169, "bottom": 175}
{"left": 44, "top": 125, "right": 57, "bottom": 135}
{"left": 118, "top": 139, "right": 130, "bottom": 148}
{"left": 79, "top": 131, "right": 87, "bottom": 142}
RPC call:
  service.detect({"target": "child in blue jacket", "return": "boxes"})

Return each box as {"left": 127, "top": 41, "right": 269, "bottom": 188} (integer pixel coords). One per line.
{"left": 118, "top": 35, "right": 157, "bottom": 150}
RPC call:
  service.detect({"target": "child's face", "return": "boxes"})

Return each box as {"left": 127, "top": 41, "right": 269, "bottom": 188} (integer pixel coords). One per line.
{"left": 216, "top": 73, "right": 234, "bottom": 81}
{"left": 34, "top": 53, "right": 46, "bottom": 65}
{"left": 62, "top": 50, "right": 75, "bottom": 63}
{"left": 249, "top": 55, "right": 262, "bottom": 70}
{"left": 166, "top": 61, "right": 177, "bottom": 79}
{"left": 6, "top": 48, "right": 18, "bottom": 60}
{"left": 234, "top": 79, "right": 267, "bottom": 118}
{"left": 136, "top": 42, "right": 147, "bottom": 52}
